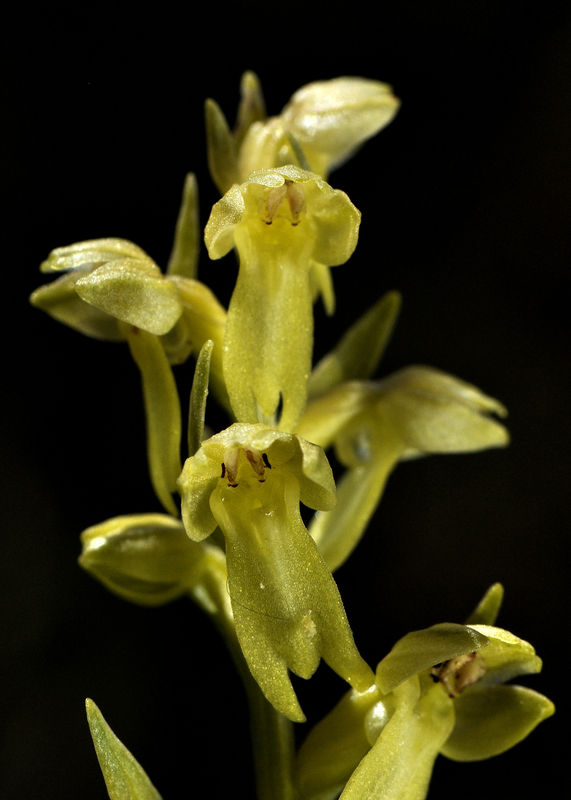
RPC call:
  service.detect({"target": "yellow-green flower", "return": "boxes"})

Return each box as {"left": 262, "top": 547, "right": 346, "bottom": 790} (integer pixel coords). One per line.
{"left": 205, "top": 165, "right": 360, "bottom": 432}
{"left": 205, "top": 73, "right": 400, "bottom": 192}
{"left": 296, "top": 585, "right": 554, "bottom": 800}
{"left": 177, "top": 422, "right": 374, "bottom": 722}
{"left": 297, "top": 365, "right": 509, "bottom": 572}
{"left": 30, "top": 237, "right": 228, "bottom": 515}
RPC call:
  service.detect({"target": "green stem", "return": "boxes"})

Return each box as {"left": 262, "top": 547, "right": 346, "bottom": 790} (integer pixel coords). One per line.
{"left": 189, "top": 552, "right": 299, "bottom": 800}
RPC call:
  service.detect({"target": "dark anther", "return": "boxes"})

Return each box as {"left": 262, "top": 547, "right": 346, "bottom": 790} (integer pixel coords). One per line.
{"left": 262, "top": 453, "right": 272, "bottom": 469}
{"left": 221, "top": 463, "right": 226, "bottom": 478}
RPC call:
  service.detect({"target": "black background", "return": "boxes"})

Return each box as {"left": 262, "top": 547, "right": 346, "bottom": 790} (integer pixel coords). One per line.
{"left": 2, "top": 1, "right": 569, "bottom": 797}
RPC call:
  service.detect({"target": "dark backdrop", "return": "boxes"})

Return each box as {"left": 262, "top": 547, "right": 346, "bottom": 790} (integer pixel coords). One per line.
{"left": 3, "top": 2, "right": 569, "bottom": 797}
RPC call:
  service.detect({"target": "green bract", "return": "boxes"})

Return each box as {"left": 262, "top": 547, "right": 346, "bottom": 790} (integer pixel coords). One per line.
{"left": 296, "top": 588, "right": 554, "bottom": 800}
{"left": 177, "top": 422, "right": 374, "bottom": 721}
{"left": 205, "top": 166, "right": 360, "bottom": 432}
{"left": 86, "top": 699, "right": 162, "bottom": 800}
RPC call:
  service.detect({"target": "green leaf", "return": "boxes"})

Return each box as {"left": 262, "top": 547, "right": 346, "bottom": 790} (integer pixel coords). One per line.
{"left": 126, "top": 327, "right": 181, "bottom": 516}
{"left": 187, "top": 339, "right": 213, "bottom": 457}
{"left": 205, "top": 97, "right": 239, "bottom": 194}
{"left": 309, "top": 291, "right": 401, "bottom": 398}
{"left": 465, "top": 583, "right": 504, "bottom": 626}
{"left": 376, "top": 624, "right": 489, "bottom": 695}
{"left": 166, "top": 172, "right": 200, "bottom": 280}
{"left": 86, "top": 698, "right": 162, "bottom": 800}
{"left": 441, "top": 684, "right": 555, "bottom": 761}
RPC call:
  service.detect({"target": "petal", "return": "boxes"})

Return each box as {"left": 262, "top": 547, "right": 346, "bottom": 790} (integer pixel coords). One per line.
{"left": 309, "top": 291, "right": 401, "bottom": 398}
{"left": 40, "top": 237, "right": 149, "bottom": 273}
{"left": 204, "top": 183, "right": 245, "bottom": 259}
{"left": 340, "top": 680, "right": 454, "bottom": 800}
{"left": 376, "top": 366, "right": 509, "bottom": 455}
{"left": 75, "top": 260, "right": 183, "bottom": 335}
{"left": 281, "top": 77, "right": 400, "bottom": 176}
{"left": 79, "top": 513, "right": 211, "bottom": 606}
{"left": 295, "top": 382, "right": 376, "bottom": 451}
{"left": 234, "top": 70, "right": 267, "bottom": 150}
{"left": 30, "top": 266, "right": 123, "bottom": 340}
{"left": 468, "top": 625, "right": 543, "bottom": 683}
{"left": 126, "top": 327, "right": 181, "bottom": 517}
{"left": 376, "top": 623, "right": 489, "bottom": 694}
{"left": 441, "top": 684, "right": 555, "bottom": 761}
{"left": 86, "top": 699, "right": 163, "bottom": 800}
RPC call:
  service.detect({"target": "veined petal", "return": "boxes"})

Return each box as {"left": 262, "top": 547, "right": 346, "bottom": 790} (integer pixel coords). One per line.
{"left": 441, "top": 684, "right": 554, "bottom": 761}
{"left": 75, "top": 259, "right": 183, "bottom": 336}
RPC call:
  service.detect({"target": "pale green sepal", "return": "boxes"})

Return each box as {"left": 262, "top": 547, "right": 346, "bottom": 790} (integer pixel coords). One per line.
{"left": 204, "top": 183, "right": 245, "bottom": 259}
{"left": 166, "top": 172, "right": 200, "bottom": 280}
{"left": 295, "top": 382, "right": 376, "bottom": 450}
{"left": 340, "top": 680, "right": 453, "bottom": 800}
{"left": 467, "top": 625, "right": 543, "bottom": 684}
{"left": 309, "top": 440, "right": 401, "bottom": 572}
{"left": 205, "top": 97, "right": 239, "bottom": 195}
{"left": 188, "top": 339, "right": 213, "bottom": 457}
{"left": 441, "top": 684, "right": 555, "bottom": 762}
{"left": 295, "top": 686, "right": 382, "bottom": 800}
{"left": 86, "top": 698, "right": 163, "bottom": 800}
{"left": 40, "top": 238, "right": 149, "bottom": 273}
{"left": 75, "top": 260, "right": 183, "bottom": 336}
{"left": 309, "top": 291, "right": 401, "bottom": 399}
{"left": 79, "top": 513, "right": 211, "bottom": 606}
{"left": 377, "top": 366, "right": 509, "bottom": 456}
{"left": 210, "top": 470, "right": 373, "bottom": 721}
{"left": 376, "top": 623, "right": 489, "bottom": 695}
{"left": 29, "top": 267, "right": 123, "bottom": 340}
{"left": 234, "top": 71, "right": 267, "bottom": 150}
{"left": 281, "top": 77, "right": 401, "bottom": 177}
{"left": 126, "top": 327, "right": 181, "bottom": 516}
{"left": 465, "top": 583, "right": 504, "bottom": 626}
